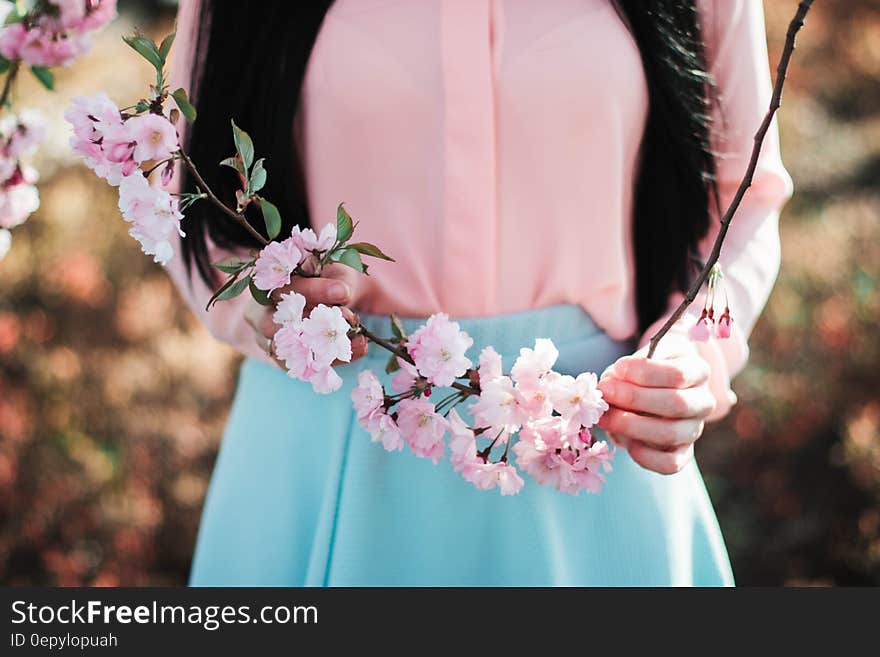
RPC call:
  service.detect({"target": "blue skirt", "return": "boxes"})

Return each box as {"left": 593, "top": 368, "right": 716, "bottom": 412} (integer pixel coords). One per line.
{"left": 189, "top": 304, "right": 734, "bottom": 586}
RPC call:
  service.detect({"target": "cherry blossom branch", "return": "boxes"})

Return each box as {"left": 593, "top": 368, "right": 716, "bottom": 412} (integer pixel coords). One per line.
{"left": 0, "top": 60, "right": 21, "bottom": 109}
{"left": 177, "top": 149, "right": 269, "bottom": 246}
{"left": 646, "top": 0, "right": 814, "bottom": 359}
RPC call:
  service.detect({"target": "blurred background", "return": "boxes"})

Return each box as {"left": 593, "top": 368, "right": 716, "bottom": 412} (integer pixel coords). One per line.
{"left": 0, "top": 0, "right": 878, "bottom": 586}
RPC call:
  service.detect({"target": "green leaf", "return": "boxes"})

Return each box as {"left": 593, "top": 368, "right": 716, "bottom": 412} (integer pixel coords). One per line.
{"left": 158, "top": 31, "right": 176, "bottom": 60}
{"left": 336, "top": 248, "right": 365, "bottom": 273}
{"left": 30, "top": 66, "right": 54, "bottom": 91}
{"left": 171, "top": 88, "right": 197, "bottom": 123}
{"left": 122, "top": 35, "right": 164, "bottom": 71}
{"left": 205, "top": 274, "right": 241, "bottom": 310}
{"left": 134, "top": 100, "right": 150, "bottom": 113}
{"left": 348, "top": 241, "right": 394, "bottom": 262}
{"left": 385, "top": 352, "right": 401, "bottom": 375}
{"left": 258, "top": 197, "right": 282, "bottom": 240}
{"left": 249, "top": 278, "right": 273, "bottom": 306}
{"left": 390, "top": 314, "right": 407, "bottom": 340}
{"left": 212, "top": 256, "right": 248, "bottom": 274}
{"left": 214, "top": 275, "right": 251, "bottom": 304}
{"left": 336, "top": 203, "right": 354, "bottom": 242}
{"left": 249, "top": 158, "right": 267, "bottom": 193}
{"left": 0, "top": 56, "right": 9, "bottom": 75}
{"left": 231, "top": 120, "right": 254, "bottom": 169}
{"left": 219, "top": 156, "right": 245, "bottom": 176}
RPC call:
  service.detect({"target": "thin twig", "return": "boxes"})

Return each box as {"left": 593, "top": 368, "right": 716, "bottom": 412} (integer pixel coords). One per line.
{"left": 0, "top": 61, "right": 21, "bottom": 109}
{"left": 178, "top": 149, "right": 269, "bottom": 246}
{"left": 647, "top": 0, "right": 814, "bottom": 359}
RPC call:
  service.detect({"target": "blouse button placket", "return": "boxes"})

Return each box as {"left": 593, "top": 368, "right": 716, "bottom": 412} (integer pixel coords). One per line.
{"left": 439, "top": 0, "right": 498, "bottom": 315}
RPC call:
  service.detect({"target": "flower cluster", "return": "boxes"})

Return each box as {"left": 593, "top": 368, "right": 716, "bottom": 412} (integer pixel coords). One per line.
{"left": 688, "top": 263, "right": 734, "bottom": 342}
{"left": 350, "top": 323, "right": 613, "bottom": 496}
{"left": 65, "top": 92, "right": 182, "bottom": 264}
{"left": 0, "top": 110, "right": 44, "bottom": 255}
{"left": 272, "top": 289, "right": 353, "bottom": 394}
{"left": 252, "top": 224, "right": 337, "bottom": 293}
{"left": 0, "top": 0, "right": 116, "bottom": 68}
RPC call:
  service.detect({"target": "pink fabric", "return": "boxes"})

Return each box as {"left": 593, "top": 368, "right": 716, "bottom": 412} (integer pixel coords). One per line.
{"left": 165, "top": 0, "right": 792, "bottom": 416}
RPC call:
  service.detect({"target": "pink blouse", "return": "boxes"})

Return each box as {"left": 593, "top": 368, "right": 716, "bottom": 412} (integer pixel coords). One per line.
{"left": 166, "top": 0, "right": 793, "bottom": 419}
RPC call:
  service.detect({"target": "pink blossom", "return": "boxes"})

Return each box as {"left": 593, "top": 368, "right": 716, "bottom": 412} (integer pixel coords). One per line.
{"left": 688, "top": 311, "right": 713, "bottom": 342}
{"left": 274, "top": 325, "right": 314, "bottom": 379}
{"left": 273, "top": 291, "right": 306, "bottom": 327}
{"left": 470, "top": 375, "right": 521, "bottom": 432}
{"left": 102, "top": 127, "right": 135, "bottom": 164}
{"left": 291, "top": 223, "right": 336, "bottom": 253}
{"left": 2, "top": 24, "right": 89, "bottom": 67}
{"left": 580, "top": 440, "right": 615, "bottom": 476}
{"left": 300, "top": 304, "right": 352, "bottom": 367}
{"left": 715, "top": 310, "right": 733, "bottom": 339}
{"left": 75, "top": 0, "right": 117, "bottom": 32}
{"left": 117, "top": 173, "right": 183, "bottom": 265}
{"left": 49, "top": 0, "right": 87, "bottom": 30}
{"left": 65, "top": 93, "right": 122, "bottom": 142}
{"left": 308, "top": 365, "right": 343, "bottom": 394}
{"left": 65, "top": 94, "right": 132, "bottom": 185}
{"left": 117, "top": 169, "right": 153, "bottom": 217}
{"left": 390, "top": 357, "right": 420, "bottom": 393}
{"left": 0, "top": 175, "right": 39, "bottom": 229}
{"left": 447, "top": 409, "right": 478, "bottom": 472}
{"left": 1, "top": 110, "right": 46, "bottom": 159}
{"left": 449, "top": 434, "right": 523, "bottom": 495}
{"left": 0, "top": 157, "right": 14, "bottom": 184}
{"left": 514, "top": 419, "right": 613, "bottom": 495}
{"left": 510, "top": 338, "right": 559, "bottom": 390}
{"left": 406, "top": 313, "right": 473, "bottom": 387}
{"left": 514, "top": 379, "right": 553, "bottom": 422}
{"left": 351, "top": 370, "right": 384, "bottom": 423}
{"left": 365, "top": 412, "right": 404, "bottom": 452}
{"left": 396, "top": 398, "right": 446, "bottom": 463}
{"left": 0, "top": 228, "right": 11, "bottom": 260}
{"left": 547, "top": 372, "right": 608, "bottom": 427}
{"left": 0, "top": 23, "right": 29, "bottom": 62}
{"left": 477, "top": 346, "right": 503, "bottom": 386}
{"left": 125, "top": 113, "right": 178, "bottom": 163}
{"left": 252, "top": 238, "right": 303, "bottom": 292}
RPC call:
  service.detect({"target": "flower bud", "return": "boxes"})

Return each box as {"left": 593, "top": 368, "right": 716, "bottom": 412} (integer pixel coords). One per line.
{"left": 688, "top": 309, "right": 713, "bottom": 342}
{"left": 715, "top": 309, "right": 733, "bottom": 339}
{"left": 160, "top": 160, "right": 175, "bottom": 187}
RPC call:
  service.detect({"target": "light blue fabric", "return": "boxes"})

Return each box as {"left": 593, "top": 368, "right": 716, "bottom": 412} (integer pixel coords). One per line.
{"left": 189, "top": 304, "right": 734, "bottom": 586}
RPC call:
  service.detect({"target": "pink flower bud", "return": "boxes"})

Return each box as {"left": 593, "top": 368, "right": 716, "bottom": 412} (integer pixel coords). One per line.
{"left": 688, "top": 311, "right": 713, "bottom": 342}
{"left": 715, "top": 310, "right": 733, "bottom": 339}
{"left": 106, "top": 140, "right": 135, "bottom": 163}
{"left": 160, "top": 160, "right": 175, "bottom": 187}
{"left": 120, "top": 158, "right": 139, "bottom": 177}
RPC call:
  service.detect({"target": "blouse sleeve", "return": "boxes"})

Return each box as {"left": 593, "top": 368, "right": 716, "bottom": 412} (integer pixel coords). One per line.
{"left": 638, "top": 0, "right": 794, "bottom": 420}
{"left": 162, "top": 0, "right": 273, "bottom": 365}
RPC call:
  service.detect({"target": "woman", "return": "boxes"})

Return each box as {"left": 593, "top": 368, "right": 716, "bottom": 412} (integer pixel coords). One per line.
{"left": 166, "top": 0, "right": 792, "bottom": 586}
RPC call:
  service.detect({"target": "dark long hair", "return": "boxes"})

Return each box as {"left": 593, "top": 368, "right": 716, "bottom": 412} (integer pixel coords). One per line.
{"left": 181, "top": 0, "right": 717, "bottom": 333}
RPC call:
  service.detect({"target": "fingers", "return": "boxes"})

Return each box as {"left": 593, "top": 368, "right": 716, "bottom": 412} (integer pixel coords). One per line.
{"left": 597, "top": 408, "right": 704, "bottom": 449}
{"left": 272, "top": 276, "right": 352, "bottom": 307}
{"left": 606, "top": 354, "right": 710, "bottom": 389}
{"left": 597, "top": 378, "right": 716, "bottom": 419}
{"left": 626, "top": 440, "right": 694, "bottom": 475}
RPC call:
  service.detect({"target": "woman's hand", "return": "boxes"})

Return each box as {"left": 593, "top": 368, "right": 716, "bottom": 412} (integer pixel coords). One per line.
{"left": 245, "top": 263, "right": 369, "bottom": 364}
{"left": 596, "top": 336, "right": 717, "bottom": 475}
